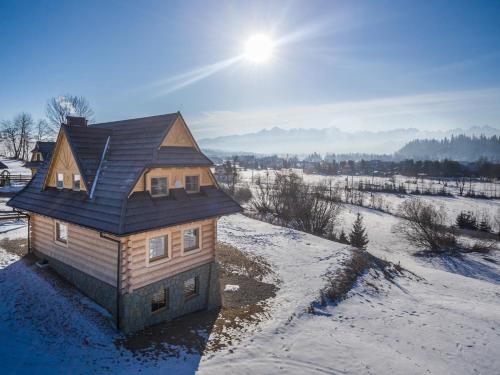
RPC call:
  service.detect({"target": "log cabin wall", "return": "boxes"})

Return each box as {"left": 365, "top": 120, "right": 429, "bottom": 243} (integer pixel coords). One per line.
{"left": 121, "top": 218, "right": 216, "bottom": 293}
{"left": 31, "top": 214, "right": 117, "bottom": 285}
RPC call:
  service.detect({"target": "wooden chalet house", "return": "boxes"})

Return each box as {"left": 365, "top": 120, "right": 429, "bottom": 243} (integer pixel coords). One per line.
{"left": 23, "top": 141, "right": 56, "bottom": 175}
{"left": 8, "top": 113, "right": 242, "bottom": 333}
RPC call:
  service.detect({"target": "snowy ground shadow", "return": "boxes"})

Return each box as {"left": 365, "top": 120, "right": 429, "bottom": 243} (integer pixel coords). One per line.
{"left": 424, "top": 253, "right": 500, "bottom": 285}
{"left": 0, "top": 254, "right": 207, "bottom": 375}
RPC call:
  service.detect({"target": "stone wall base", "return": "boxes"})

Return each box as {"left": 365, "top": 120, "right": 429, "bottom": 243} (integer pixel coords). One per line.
{"left": 121, "top": 261, "right": 221, "bottom": 334}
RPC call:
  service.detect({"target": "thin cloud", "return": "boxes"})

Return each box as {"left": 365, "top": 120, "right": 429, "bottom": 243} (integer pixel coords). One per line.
{"left": 190, "top": 88, "right": 500, "bottom": 137}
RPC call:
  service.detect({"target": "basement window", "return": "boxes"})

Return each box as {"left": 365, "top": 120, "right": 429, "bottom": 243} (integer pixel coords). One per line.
{"left": 73, "top": 174, "right": 81, "bottom": 191}
{"left": 151, "top": 177, "right": 168, "bottom": 197}
{"left": 56, "top": 173, "right": 64, "bottom": 189}
{"left": 183, "top": 228, "right": 200, "bottom": 253}
{"left": 55, "top": 221, "right": 68, "bottom": 245}
{"left": 151, "top": 288, "right": 168, "bottom": 312}
{"left": 184, "top": 277, "right": 199, "bottom": 299}
{"left": 185, "top": 175, "right": 199, "bottom": 193}
{"left": 148, "top": 235, "right": 169, "bottom": 262}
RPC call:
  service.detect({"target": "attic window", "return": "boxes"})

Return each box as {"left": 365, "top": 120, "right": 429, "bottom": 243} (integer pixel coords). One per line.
{"left": 34, "top": 152, "right": 42, "bottom": 162}
{"left": 73, "top": 174, "right": 81, "bottom": 191}
{"left": 185, "top": 175, "right": 199, "bottom": 193}
{"left": 56, "top": 173, "right": 64, "bottom": 189}
{"left": 151, "top": 177, "right": 168, "bottom": 197}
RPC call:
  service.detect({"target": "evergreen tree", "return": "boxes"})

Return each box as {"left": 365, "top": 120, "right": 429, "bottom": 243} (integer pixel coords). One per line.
{"left": 455, "top": 211, "right": 478, "bottom": 230}
{"left": 478, "top": 218, "right": 492, "bottom": 233}
{"left": 338, "top": 229, "right": 349, "bottom": 244}
{"left": 349, "top": 213, "right": 369, "bottom": 250}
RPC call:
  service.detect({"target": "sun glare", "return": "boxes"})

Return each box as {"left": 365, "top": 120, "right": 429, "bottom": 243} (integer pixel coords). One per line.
{"left": 244, "top": 34, "right": 274, "bottom": 63}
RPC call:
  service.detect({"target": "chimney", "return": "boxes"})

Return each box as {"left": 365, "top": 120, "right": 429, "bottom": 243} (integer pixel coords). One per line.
{"left": 66, "top": 116, "right": 88, "bottom": 127}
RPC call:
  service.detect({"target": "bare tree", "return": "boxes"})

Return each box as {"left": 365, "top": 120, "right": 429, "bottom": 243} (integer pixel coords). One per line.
{"left": 1, "top": 113, "right": 33, "bottom": 159}
{"left": 46, "top": 94, "right": 94, "bottom": 126}
{"left": 394, "top": 198, "right": 456, "bottom": 252}
{"left": 34, "top": 119, "right": 55, "bottom": 141}
{"left": 252, "top": 172, "right": 342, "bottom": 236}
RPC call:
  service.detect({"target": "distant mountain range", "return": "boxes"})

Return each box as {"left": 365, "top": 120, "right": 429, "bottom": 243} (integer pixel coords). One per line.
{"left": 198, "top": 126, "right": 500, "bottom": 155}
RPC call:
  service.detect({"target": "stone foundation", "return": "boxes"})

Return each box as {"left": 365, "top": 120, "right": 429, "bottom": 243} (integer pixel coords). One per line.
{"left": 120, "top": 261, "right": 221, "bottom": 333}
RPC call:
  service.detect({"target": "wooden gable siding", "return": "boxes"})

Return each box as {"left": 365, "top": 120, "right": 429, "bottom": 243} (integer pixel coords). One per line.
{"left": 160, "top": 117, "right": 196, "bottom": 148}
{"left": 131, "top": 167, "right": 215, "bottom": 193}
{"left": 31, "top": 214, "right": 118, "bottom": 285}
{"left": 120, "top": 218, "right": 216, "bottom": 292}
{"left": 45, "top": 131, "right": 87, "bottom": 191}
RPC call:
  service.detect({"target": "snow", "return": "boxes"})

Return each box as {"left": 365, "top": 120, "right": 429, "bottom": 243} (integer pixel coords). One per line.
{"left": 0, "top": 192, "right": 499, "bottom": 373}
{"left": 223, "top": 284, "right": 240, "bottom": 292}
{"left": 0, "top": 158, "right": 31, "bottom": 176}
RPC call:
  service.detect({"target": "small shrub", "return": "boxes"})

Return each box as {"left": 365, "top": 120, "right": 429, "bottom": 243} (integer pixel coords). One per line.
{"left": 456, "top": 211, "right": 478, "bottom": 230}
{"left": 394, "top": 197, "right": 457, "bottom": 253}
{"left": 233, "top": 185, "right": 253, "bottom": 204}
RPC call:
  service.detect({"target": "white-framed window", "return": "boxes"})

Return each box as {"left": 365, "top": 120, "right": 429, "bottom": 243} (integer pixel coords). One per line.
{"left": 73, "top": 174, "right": 81, "bottom": 191}
{"left": 148, "top": 235, "right": 169, "bottom": 262}
{"left": 185, "top": 175, "right": 199, "bottom": 193}
{"left": 55, "top": 221, "right": 68, "bottom": 245}
{"left": 56, "top": 172, "right": 64, "bottom": 189}
{"left": 34, "top": 152, "right": 42, "bottom": 162}
{"left": 151, "top": 177, "right": 168, "bottom": 197}
{"left": 151, "top": 288, "right": 168, "bottom": 312}
{"left": 184, "top": 277, "right": 199, "bottom": 299}
{"left": 183, "top": 227, "right": 200, "bottom": 253}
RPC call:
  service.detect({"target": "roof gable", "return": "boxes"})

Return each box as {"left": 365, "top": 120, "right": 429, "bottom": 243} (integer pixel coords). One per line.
{"left": 43, "top": 129, "right": 89, "bottom": 191}
{"left": 160, "top": 115, "right": 198, "bottom": 149}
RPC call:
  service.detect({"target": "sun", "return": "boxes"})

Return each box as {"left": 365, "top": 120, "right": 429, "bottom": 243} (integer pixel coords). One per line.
{"left": 244, "top": 34, "right": 274, "bottom": 63}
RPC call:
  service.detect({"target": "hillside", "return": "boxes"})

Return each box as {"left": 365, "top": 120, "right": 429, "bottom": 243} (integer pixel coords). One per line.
{"left": 396, "top": 134, "right": 500, "bottom": 161}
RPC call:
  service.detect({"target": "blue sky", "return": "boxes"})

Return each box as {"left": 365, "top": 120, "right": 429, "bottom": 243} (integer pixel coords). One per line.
{"left": 1, "top": 0, "right": 500, "bottom": 138}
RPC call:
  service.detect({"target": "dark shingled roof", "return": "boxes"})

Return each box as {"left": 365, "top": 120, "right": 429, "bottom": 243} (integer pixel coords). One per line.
{"left": 31, "top": 141, "right": 56, "bottom": 159}
{"left": 25, "top": 141, "right": 56, "bottom": 170}
{"left": 62, "top": 125, "right": 112, "bottom": 190}
{"left": 8, "top": 113, "right": 241, "bottom": 235}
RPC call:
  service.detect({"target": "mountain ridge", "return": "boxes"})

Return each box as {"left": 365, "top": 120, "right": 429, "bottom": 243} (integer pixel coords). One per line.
{"left": 198, "top": 125, "right": 500, "bottom": 154}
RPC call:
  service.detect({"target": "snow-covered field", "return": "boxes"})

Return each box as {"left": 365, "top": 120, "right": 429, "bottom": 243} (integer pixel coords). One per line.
{"left": 0, "top": 194, "right": 499, "bottom": 374}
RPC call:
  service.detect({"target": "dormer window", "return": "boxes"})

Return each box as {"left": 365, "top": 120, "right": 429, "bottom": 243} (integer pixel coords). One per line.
{"left": 73, "top": 174, "right": 81, "bottom": 191}
{"left": 56, "top": 173, "right": 64, "bottom": 189}
{"left": 185, "top": 175, "right": 199, "bottom": 193}
{"left": 151, "top": 177, "right": 168, "bottom": 197}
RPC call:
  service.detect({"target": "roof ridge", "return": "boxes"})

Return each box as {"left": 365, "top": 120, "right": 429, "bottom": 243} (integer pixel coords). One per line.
{"left": 91, "top": 112, "right": 178, "bottom": 128}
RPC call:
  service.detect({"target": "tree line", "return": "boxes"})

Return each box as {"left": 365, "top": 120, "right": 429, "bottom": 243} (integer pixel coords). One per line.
{"left": 1, "top": 95, "right": 93, "bottom": 159}
{"left": 395, "top": 134, "right": 500, "bottom": 162}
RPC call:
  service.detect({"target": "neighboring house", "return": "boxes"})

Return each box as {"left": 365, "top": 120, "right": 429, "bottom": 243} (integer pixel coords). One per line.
{"left": 23, "top": 141, "right": 56, "bottom": 175}
{"left": 8, "top": 113, "right": 242, "bottom": 333}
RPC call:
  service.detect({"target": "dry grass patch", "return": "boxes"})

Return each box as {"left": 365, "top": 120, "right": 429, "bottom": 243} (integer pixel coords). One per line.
{"left": 0, "top": 237, "right": 28, "bottom": 257}
{"left": 117, "top": 242, "right": 279, "bottom": 357}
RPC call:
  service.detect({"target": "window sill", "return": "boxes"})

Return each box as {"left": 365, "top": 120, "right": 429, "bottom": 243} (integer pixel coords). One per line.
{"left": 146, "top": 256, "right": 170, "bottom": 267}
{"left": 151, "top": 306, "right": 168, "bottom": 314}
{"left": 54, "top": 240, "right": 68, "bottom": 247}
{"left": 182, "top": 247, "right": 201, "bottom": 256}
{"left": 184, "top": 293, "right": 199, "bottom": 301}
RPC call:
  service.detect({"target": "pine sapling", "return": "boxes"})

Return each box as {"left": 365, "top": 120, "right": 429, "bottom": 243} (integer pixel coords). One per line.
{"left": 349, "top": 213, "right": 369, "bottom": 250}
